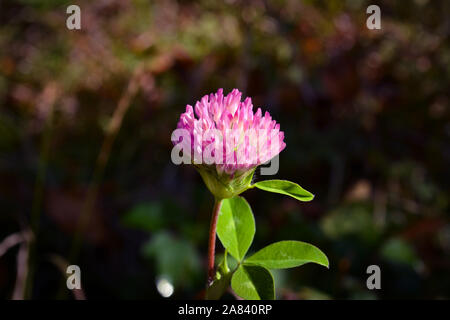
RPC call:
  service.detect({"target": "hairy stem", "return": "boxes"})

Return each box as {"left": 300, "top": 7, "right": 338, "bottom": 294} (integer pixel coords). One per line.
{"left": 207, "top": 198, "right": 223, "bottom": 286}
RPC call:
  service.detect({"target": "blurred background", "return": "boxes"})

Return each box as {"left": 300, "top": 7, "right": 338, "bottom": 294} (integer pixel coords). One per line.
{"left": 0, "top": 0, "right": 449, "bottom": 299}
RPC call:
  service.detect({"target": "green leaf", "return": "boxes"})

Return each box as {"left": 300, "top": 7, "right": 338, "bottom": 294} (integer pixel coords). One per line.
{"left": 141, "top": 232, "right": 201, "bottom": 286}
{"left": 244, "top": 240, "right": 329, "bottom": 269}
{"left": 381, "top": 238, "right": 419, "bottom": 266}
{"left": 206, "top": 250, "right": 236, "bottom": 300}
{"left": 217, "top": 196, "right": 255, "bottom": 262}
{"left": 121, "top": 202, "right": 164, "bottom": 232}
{"left": 206, "top": 270, "right": 233, "bottom": 300}
{"left": 252, "top": 180, "right": 314, "bottom": 202}
{"left": 231, "top": 265, "right": 275, "bottom": 300}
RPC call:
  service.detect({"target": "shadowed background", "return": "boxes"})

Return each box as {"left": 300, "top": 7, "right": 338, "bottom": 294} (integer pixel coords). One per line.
{"left": 0, "top": 0, "right": 449, "bottom": 299}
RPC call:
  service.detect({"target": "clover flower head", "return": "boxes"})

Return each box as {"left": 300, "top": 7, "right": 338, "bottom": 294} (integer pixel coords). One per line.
{"left": 174, "top": 88, "right": 286, "bottom": 198}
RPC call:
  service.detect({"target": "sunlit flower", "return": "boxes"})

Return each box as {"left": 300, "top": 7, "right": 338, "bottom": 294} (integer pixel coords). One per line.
{"left": 173, "top": 88, "right": 286, "bottom": 199}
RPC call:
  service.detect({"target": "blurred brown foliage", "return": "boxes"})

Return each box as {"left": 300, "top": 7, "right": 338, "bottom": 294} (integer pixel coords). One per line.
{"left": 0, "top": 0, "right": 449, "bottom": 299}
